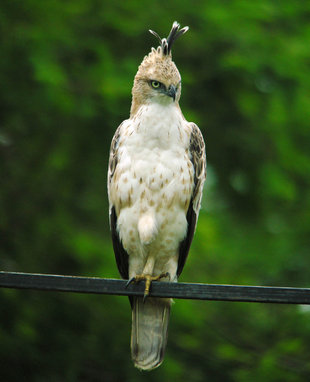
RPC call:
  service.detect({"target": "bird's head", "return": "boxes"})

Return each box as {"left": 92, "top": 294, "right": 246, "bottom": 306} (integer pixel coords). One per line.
{"left": 130, "top": 22, "right": 189, "bottom": 116}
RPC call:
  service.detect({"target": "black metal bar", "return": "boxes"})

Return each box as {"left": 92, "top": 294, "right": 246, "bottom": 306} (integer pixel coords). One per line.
{"left": 0, "top": 271, "right": 310, "bottom": 304}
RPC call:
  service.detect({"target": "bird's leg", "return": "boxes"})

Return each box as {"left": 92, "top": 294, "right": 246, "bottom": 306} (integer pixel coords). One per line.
{"left": 126, "top": 272, "right": 170, "bottom": 301}
{"left": 126, "top": 255, "right": 171, "bottom": 300}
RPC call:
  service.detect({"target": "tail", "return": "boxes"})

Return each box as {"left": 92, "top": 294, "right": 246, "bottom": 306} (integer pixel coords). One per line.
{"left": 131, "top": 296, "right": 171, "bottom": 371}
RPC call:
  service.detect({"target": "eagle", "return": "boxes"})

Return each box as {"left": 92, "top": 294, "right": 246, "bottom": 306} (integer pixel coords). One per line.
{"left": 108, "top": 21, "right": 206, "bottom": 371}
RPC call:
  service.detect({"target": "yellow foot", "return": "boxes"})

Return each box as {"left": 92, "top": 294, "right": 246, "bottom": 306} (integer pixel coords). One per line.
{"left": 126, "top": 272, "right": 170, "bottom": 301}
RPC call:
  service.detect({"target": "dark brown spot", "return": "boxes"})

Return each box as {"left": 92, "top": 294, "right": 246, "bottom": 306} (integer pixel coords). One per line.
{"left": 167, "top": 195, "right": 175, "bottom": 208}
{"left": 156, "top": 202, "right": 162, "bottom": 212}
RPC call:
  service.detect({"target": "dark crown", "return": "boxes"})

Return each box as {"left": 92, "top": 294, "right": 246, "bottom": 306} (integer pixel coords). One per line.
{"left": 149, "top": 21, "right": 189, "bottom": 55}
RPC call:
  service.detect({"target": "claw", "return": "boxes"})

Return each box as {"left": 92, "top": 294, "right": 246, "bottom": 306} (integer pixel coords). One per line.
{"left": 143, "top": 293, "right": 148, "bottom": 303}
{"left": 125, "top": 277, "right": 136, "bottom": 288}
{"left": 161, "top": 272, "right": 170, "bottom": 280}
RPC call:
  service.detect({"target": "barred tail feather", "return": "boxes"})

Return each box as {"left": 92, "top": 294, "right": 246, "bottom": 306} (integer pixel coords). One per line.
{"left": 131, "top": 297, "right": 171, "bottom": 371}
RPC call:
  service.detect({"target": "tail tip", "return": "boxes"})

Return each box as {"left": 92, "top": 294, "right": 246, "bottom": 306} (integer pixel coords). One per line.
{"left": 133, "top": 352, "right": 164, "bottom": 371}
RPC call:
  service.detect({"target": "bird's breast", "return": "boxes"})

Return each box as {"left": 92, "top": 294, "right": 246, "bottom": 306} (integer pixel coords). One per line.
{"left": 110, "top": 104, "right": 193, "bottom": 210}
{"left": 111, "top": 142, "right": 193, "bottom": 214}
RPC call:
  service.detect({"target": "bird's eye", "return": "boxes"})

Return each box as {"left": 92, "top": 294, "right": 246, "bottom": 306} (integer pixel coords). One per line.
{"left": 151, "top": 80, "right": 161, "bottom": 89}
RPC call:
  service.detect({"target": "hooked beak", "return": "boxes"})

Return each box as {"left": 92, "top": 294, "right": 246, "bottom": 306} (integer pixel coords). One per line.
{"left": 166, "top": 85, "right": 176, "bottom": 101}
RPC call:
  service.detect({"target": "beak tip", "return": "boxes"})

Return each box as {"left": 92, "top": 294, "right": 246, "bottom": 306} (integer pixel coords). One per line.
{"left": 167, "top": 85, "right": 177, "bottom": 101}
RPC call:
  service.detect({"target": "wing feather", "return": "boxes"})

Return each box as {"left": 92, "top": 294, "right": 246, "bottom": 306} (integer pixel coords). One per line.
{"left": 177, "top": 123, "right": 206, "bottom": 277}
{"left": 110, "top": 206, "right": 129, "bottom": 279}
{"left": 108, "top": 121, "right": 130, "bottom": 280}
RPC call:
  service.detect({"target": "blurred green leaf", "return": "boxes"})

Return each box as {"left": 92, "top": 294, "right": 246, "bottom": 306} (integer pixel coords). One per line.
{"left": 1, "top": 0, "right": 310, "bottom": 380}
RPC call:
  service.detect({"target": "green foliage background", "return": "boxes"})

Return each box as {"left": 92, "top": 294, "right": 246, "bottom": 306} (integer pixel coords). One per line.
{"left": 1, "top": 1, "right": 310, "bottom": 380}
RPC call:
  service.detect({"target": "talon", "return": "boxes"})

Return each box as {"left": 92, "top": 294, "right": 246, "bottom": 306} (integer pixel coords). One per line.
{"left": 126, "top": 272, "right": 170, "bottom": 299}
{"left": 143, "top": 293, "right": 148, "bottom": 303}
{"left": 125, "top": 277, "right": 136, "bottom": 288}
{"left": 161, "top": 272, "right": 170, "bottom": 280}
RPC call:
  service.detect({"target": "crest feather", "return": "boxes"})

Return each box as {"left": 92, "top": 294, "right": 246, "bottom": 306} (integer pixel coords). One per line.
{"left": 149, "top": 21, "right": 189, "bottom": 55}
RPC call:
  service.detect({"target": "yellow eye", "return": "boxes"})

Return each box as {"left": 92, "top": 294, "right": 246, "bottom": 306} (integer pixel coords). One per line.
{"left": 151, "top": 80, "right": 161, "bottom": 89}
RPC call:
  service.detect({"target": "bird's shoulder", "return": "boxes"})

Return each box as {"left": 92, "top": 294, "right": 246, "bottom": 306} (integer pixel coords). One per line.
{"left": 186, "top": 122, "right": 205, "bottom": 153}
{"left": 108, "top": 119, "right": 131, "bottom": 184}
{"left": 185, "top": 121, "right": 206, "bottom": 211}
